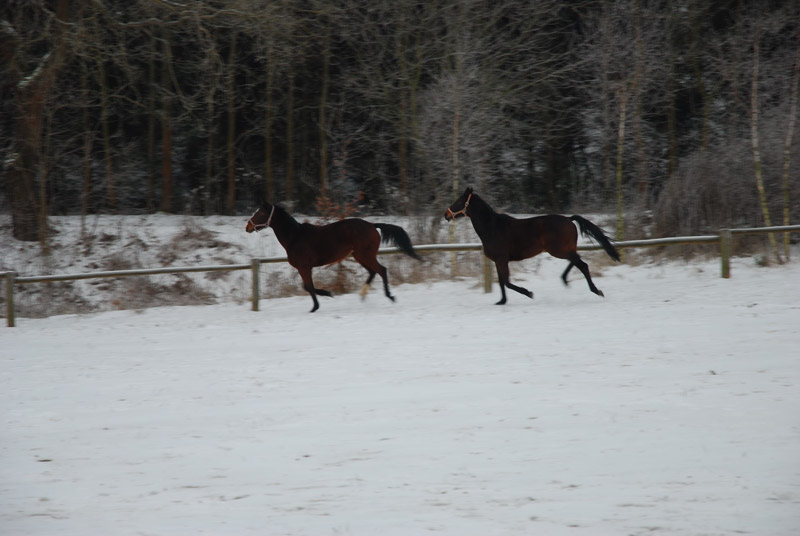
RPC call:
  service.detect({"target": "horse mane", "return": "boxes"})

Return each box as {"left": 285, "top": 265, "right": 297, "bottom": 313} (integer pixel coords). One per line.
{"left": 469, "top": 192, "right": 497, "bottom": 216}
{"left": 260, "top": 200, "right": 301, "bottom": 230}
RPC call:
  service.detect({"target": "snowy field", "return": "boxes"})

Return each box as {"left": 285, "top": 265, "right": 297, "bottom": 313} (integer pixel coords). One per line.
{"left": 2, "top": 235, "right": 799, "bottom": 535}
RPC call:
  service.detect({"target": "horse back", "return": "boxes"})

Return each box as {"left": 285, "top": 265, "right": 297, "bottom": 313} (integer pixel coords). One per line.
{"left": 291, "top": 218, "right": 379, "bottom": 267}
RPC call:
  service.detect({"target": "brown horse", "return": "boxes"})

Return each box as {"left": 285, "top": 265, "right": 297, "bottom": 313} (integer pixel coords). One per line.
{"left": 445, "top": 187, "right": 620, "bottom": 304}
{"left": 246, "top": 201, "right": 422, "bottom": 312}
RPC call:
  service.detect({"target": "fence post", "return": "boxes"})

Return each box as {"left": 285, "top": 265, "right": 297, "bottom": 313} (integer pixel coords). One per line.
{"left": 251, "top": 259, "right": 260, "bottom": 311}
{"left": 5, "top": 272, "right": 16, "bottom": 327}
{"left": 720, "top": 229, "right": 732, "bottom": 279}
{"left": 483, "top": 256, "right": 493, "bottom": 293}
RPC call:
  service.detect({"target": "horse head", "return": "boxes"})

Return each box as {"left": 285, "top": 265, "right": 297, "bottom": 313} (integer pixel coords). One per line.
{"left": 245, "top": 202, "right": 275, "bottom": 233}
{"left": 444, "top": 187, "right": 473, "bottom": 221}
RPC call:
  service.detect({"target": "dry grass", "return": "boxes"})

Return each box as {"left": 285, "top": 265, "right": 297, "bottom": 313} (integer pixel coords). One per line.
{"left": 113, "top": 275, "right": 215, "bottom": 310}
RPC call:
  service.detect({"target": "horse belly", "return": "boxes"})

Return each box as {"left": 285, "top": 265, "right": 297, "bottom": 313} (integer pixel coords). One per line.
{"left": 286, "top": 242, "right": 345, "bottom": 269}
{"left": 324, "top": 249, "right": 353, "bottom": 267}
{"left": 510, "top": 245, "right": 543, "bottom": 261}
{"left": 316, "top": 244, "right": 356, "bottom": 267}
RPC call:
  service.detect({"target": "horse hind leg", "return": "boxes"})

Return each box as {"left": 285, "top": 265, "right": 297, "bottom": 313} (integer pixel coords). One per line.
{"left": 377, "top": 264, "right": 395, "bottom": 302}
{"left": 568, "top": 252, "right": 604, "bottom": 297}
{"left": 355, "top": 253, "right": 394, "bottom": 303}
{"left": 360, "top": 270, "right": 377, "bottom": 300}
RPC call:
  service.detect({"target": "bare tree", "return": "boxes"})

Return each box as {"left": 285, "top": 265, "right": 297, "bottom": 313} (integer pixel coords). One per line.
{"left": 711, "top": 5, "right": 799, "bottom": 262}
{"left": 335, "top": 1, "right": 444, "bottom": 213}
{"left": 750, "top": 25, "right": 782, "bottom": 263}
{"left": 781, "top": 27, "right": 800, "bottom": 260}
{"left": 579, "top": 0, "right": 669, "bottom": 251}
{"left": 1, "top": 0, "right": 78, "bottom": 241}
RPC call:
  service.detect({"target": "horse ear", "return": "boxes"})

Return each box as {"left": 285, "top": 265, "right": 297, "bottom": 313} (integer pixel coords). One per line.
{"left": 465, "top": 186, "right": 473, "bottom": 195}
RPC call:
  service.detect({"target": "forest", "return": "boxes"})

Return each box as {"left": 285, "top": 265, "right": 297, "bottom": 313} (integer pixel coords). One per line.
{"left": 2, "top": 0, "right": 799, "bottom": 253}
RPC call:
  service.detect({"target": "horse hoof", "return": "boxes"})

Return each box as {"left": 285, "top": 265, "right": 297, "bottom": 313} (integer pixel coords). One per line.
{"left": 527, "top": 291, "right": 534, "bottom": 299}
{"left": 596, "top": 289, "right": 605, "bottom": 298}
{"left": 495, "top": 299, "right": 507, "bottom": 305}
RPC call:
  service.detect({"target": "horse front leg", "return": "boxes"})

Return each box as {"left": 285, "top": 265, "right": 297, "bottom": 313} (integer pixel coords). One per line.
{"left": 561, "top": 261, "right": 574, "bottom": 286}
{"left": 494, "top": 259, "right": 533, "bottom": 305}
{"left": 297, "top": 267, "right": 322, "bottom": 312}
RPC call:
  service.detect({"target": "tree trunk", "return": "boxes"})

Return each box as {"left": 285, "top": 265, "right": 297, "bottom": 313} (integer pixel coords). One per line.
{"left": 616, "top": 88, "right": 628, "bottom": 261}
{"left": 285, "top": 73, "right": 295, "bottom": 205}
{"left": 4, "top": 103, "right": 41, "bottom": 241}
{"left": 81, "top": 64, "right": 94, "bottom": 237}
{"left": 98, "top": 59, "right": 116, "bottom": 212}
{"left": 634, "top": 95, "right": 648, "bottom": 203}
{"left": 3, "top": 0, "right": 72, "bottom": 241}
{"left": 750, "top": 31, "right": 782, "bottom": 264}
{"left": 159, "top": 38, "right": 173, "bottom": 213}
{"left": 39, "top": 104, "right": 53, "bottom": 252}
{"left": 397, "top": 128, "right": 408, "bottom": 214}
{"left": 147, "top": 35, "right": 157, "bottom": 212}
{"left": 160, "top": 110, "right": 173, "bottom": 213}
{"left": 781, "top": 34, "right": 800, "bottom": 260}
{"left": 264, "top": 58, "right": 275, "bottom": 203}
{"left": 226, "top": 31, "right": 238, "bottom": 214}
{"left": 601, "top": 97, "right": 613, "bottom": 202}
{"left": 400, "top": 41, "right": 423, "bottom": 213}
{"left": 205, "top": 90, "right": 216, "bottom": 214}
{"left": 318, "top": 31, "right": 330, "bottom": 201}
{"left": 448, "top": 93, "right": 461, "bottom": 275}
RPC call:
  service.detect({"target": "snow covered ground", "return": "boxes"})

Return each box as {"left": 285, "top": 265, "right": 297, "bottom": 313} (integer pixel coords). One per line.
{"left": 2, "top": 213, "right": 799, "bottom": 535}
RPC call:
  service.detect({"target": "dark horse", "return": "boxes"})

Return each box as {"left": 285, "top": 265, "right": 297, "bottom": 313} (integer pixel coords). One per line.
{"left": 246, "top": 201, "right": 422, "bottom": 312}
{"left": 445, "top": 187, "right": 620, "bottom": 304}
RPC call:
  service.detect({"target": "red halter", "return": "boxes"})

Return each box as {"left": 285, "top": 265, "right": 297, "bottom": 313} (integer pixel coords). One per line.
{"left": 446, "top": 193, "right": 472, "bottom": 219}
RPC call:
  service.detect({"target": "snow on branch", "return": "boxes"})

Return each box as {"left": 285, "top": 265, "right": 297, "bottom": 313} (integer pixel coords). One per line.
{"left": 16, "top": 51, "right": 53, "bottom": 91}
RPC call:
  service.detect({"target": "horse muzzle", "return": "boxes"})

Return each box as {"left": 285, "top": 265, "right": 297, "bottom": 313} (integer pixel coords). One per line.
{"left": 246, "top": 217, "right": 269, "bottom": 233}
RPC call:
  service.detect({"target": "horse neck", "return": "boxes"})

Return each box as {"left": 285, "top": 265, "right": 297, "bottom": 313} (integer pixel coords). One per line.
{"left": 268, "top": 206, "right": 302, "bottom": 248}
{"left": 467, "top": 195, "right": 499, "bottom": 236}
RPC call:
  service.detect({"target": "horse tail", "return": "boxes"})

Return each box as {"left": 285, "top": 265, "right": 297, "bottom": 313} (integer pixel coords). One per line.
{"left": 570, "top": 215, "right": 621, "bottom": 262}
{"left": 374, "top": 223, "right": 423, "bottom": 261}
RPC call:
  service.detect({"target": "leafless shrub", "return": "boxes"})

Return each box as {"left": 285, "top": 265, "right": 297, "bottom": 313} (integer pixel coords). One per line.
{"left": 652, "top": 131, "right": 800, "bottom": 258}
{"left": 654, "top": 147, "right": 754, "bottom": 237}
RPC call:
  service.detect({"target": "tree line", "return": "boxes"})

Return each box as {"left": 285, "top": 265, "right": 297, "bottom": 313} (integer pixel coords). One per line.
{"left": 2, "top": 0, "right": 799, "bottom": 259}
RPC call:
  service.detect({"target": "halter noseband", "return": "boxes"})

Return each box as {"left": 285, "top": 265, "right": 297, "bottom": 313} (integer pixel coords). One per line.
{"left": 249, "top": 205, "right": 275, "bottom": 232}
{"left": 446, "top": 193, "right": 472, "bottom": 219}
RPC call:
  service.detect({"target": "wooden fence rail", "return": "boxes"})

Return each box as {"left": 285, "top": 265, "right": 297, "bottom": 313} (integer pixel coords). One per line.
{"left": 3, "top": 224, "right": 799, "bottom": 327}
